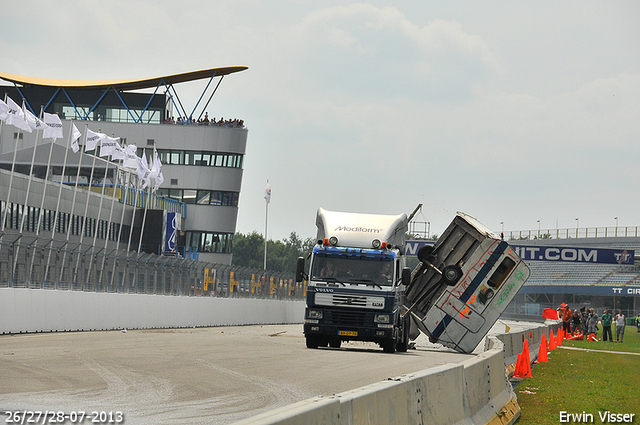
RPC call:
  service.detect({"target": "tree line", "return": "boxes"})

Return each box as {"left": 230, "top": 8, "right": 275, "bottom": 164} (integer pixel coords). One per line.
{"left": 232, "top": 231, "right": 443, "bottom": 274}
{"left": 232, "top": 232, "right": 316, "bottom": 274}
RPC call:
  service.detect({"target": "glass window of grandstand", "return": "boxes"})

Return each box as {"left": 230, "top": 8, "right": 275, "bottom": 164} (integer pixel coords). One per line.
{"left": 197, "top": 191, "right": 210, "bottom": 205}
{"left": 157, "top": 189, "right": 238, "bottom": 206}
{"left": 157, "top": 150, "right": 242, "bottom": 169}
{"left": 155, "top": 189, "right": 183, "bottom": 202}
{"left": 61, "top": 106, "right": 161, "bottom": 123}
{"left": 182, "top": 190, "right": 197, "bottom": 204}
{"left": 186, "top": 232, "right": 232, "bottom": 253}
{"left": 62, "top": 106, "right": 93, "bottom": 121}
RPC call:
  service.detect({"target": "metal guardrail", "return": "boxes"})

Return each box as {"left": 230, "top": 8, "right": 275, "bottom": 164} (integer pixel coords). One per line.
{"left": 0, "top": 240, "right": 305, "bottom": 300}
{"left": 505, "top": 226, "right": 640, "bottom": 240}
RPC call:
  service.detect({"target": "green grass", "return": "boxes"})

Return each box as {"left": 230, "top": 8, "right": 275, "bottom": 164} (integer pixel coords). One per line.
{"left": 515, "top": 328, "right": 640, "bottom": 424}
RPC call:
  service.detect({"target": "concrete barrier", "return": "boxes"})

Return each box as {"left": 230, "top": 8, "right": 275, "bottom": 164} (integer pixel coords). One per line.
{"left": 232, "top": 321, "right": 564, "bottom": 425}
{"left": 0, "top": 288, "right": 305, "bottom": 334}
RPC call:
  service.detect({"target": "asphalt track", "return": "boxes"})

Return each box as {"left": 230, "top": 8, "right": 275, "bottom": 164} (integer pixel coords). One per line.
{"left": 0, "top": 324, "right": 480, "bottom": 425}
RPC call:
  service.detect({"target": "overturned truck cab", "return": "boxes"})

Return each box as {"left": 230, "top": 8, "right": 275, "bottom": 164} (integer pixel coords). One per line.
{"left": 406, "top": 212, "right": 530, "bottom": 353}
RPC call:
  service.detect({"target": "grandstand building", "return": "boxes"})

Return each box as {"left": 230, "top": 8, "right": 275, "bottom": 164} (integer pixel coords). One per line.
{"left": 0, "top": 67, "right": 248, "bottom": 267}
{"left": 505, "top": 232, "right": 640, "bottom": 318}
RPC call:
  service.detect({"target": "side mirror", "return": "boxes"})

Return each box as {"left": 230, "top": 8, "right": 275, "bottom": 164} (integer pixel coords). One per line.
{"left": 402, "top": 267, "right": 412, "bottom": 287}
{"left": 295, "top": 257, "right": 306, "bottom": 282}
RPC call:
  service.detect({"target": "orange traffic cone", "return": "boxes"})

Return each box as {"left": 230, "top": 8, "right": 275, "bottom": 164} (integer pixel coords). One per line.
{"left": 523, "top": 339, "right": 532, "bottom": 376}
{"left": 588, "top": 333, "right": 598, "bottom": 342}
{"left": 513, "top": 353, "right": 525, "bottom": 378}
{"left": 556, "top": 328, "right": 563, "bottom": 346}
{"left": 537, "top": 334, "right": 548, "bottom": 363}
{"left": 549, "top": 330, "right": 557, "bottom": 351}
{"left": 513, "top": 349, "right": 532, "bottom": 378}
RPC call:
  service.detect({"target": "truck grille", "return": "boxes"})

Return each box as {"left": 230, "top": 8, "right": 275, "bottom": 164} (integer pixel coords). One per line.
{"left": 326, "top": 310, "right": 371, "bottom": 326}
{"left": 332, "top": 294, "right": 367, "bottom": 306}
{"left": 314, "top": 292, "right": 385, "bottom": 309}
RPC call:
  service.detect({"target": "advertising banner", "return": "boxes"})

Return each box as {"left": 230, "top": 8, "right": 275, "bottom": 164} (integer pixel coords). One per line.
{"left": 510, "top": 245, "right": 634, "bottom": 265}
{"left": 406, "top": 241, "right": 634, "bottom": 265}
{"left": 164, "top": 212, "right": 181, "bottom": 253}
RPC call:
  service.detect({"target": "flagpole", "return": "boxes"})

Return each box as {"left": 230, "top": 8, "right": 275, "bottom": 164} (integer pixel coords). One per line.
{"left": 0, "top": 100, "right": 24, "bottom": 241}
{"left": 59, "top": 123, "right": 88, "bottom": 287}
{"left": 86, "top": 148, "right": 115, "bottom": 289}
{"left": 13, "top": 106, "right": 45, "bottom": 285}
{"left": 111, "top": 167, "right": 133, "bottom": 290}
{"left": 137, "top": 149, "right": 153, "bottom": 254}
{"left": 263, "top": 180, "right": 270, "bottom": 270}
{"left": 101, "top": 150, "right": 123, "bottom": 290}
{"left": 73, "top": 130, "right": 100, "bottom": 289}
{"left": 0, "top": 93, "right": 6, "bottom": 155}
{"left": 98, "top": 135, "right": 122, "bottom": 288}
{"left": 45, "top": 120, "right": 75, "bottom": 288}
{"left": 32, "top": 112, "right": 62, "bottom": 265}
{"left": 126, "top": 173, "right": 142, "bottom": 292}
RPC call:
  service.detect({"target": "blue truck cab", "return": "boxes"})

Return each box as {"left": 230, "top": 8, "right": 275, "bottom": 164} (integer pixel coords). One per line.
{"left": 297, "top": 208, "right": 412, "bottom": 353}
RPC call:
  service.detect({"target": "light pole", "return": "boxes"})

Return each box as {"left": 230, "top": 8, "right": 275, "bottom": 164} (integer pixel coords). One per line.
{"left": 615, "top": 217, "right": 618, "bottom": 237}
{"left": 537, "top": 220, "right": 540, "bottom": 239}
{"left": 575, "top": 218, "right": 579, "bottom": 238}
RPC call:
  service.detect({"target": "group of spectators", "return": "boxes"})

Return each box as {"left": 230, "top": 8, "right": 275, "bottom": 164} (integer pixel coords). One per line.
{"left": 164, "top": 112, "right": 245, "bottom": 128}
{"left": 558, "top": 303, "right": 640, "bottom": 342}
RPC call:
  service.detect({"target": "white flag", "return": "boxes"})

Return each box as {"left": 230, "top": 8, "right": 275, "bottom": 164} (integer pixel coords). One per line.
{"left": 85, "top": 128, "right": 106, "bottom": 152}
{"left": 264, "top": 182, "right": 271, "bottom": 204}
{"left": 154, "top": 169, "right": 164, "bottom": 192}
{"left": 123, "top": 144, "right": 139, "bottom": 169}
{"left": 135, "top": 154, "right": 151, "bottom": 189}
{"left": 150, "top": 148, "right": 163, "bottom": 192}
{"left": 43, "top": 113, "right": 63, "bottom": 139}
{"left": 23, "top": 105, "right": 48, "bottom": 132}
{"left": 111, "top": 142, "right": 126, "bottom": 160}
{"left": 100, "top": 136, "right": 120, "bottom": 158}
{"left": 71, "top": 123, "right": 82, "bottom": 153}
{"left": 0, "top": 99, "right": 9, "bottom": 121}
{"left": 5, "top": 97, "right": 31, "bottom": 132}
{"left": 149, "top": 148, "right": 160, "bottom": 180}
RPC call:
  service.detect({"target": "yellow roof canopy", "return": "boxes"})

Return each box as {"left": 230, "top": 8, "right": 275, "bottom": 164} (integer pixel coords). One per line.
{"left": 0, "top": 66, "right": 248, "bottom": 91}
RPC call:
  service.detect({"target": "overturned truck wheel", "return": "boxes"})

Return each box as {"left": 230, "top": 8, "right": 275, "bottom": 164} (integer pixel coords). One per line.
{"left": 417, "top": 245, "right": 434, "bottom": 263}
{"left": 441, "top": 264, "right": 463, "bottom": 286}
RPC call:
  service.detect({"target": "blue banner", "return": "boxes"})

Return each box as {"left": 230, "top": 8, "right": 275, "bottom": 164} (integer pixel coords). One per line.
{"left": 511, "top": 245, "right": 634, "bottom": 265}
{"left": 404, "top": 240, "right": 434, "bottom": 256}
{"left": 164, "top": 212, "right": 180, "bottom": 253}
{"left": 519, "top": 285, "right": 640, "bottom": 297}
{"left": 405, "top": 241, "right": 634, "bottom": 265}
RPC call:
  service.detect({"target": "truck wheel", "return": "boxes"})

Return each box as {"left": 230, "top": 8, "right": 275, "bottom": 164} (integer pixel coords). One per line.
{"left": 306, "top": 336, "right": 319, "bottom": 349}
{"left": 441, "top": 265, "right": 463, "bottom": 286}
{"left": 329, "top": 339, "right": 341, "bottom": 348}
{"left": 382, "top": 340, "right": 396, "bottom": 353}
{"left": 417, "top": 245, "right": 434, "bottom": 263}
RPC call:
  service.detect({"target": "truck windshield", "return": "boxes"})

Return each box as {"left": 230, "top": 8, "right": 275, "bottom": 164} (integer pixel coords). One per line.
{"left": 311, "top": 256, "right": 394, "bottom": 286}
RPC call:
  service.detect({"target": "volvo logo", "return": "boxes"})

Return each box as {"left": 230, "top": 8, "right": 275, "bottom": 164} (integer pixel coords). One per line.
{"left": 315, "top": 287, "right": 334, "bottom": 293}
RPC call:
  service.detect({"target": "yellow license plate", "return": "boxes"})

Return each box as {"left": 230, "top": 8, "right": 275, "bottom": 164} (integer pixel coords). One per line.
{"left": 339, "top": 330, "right": 358, "bottom": 337}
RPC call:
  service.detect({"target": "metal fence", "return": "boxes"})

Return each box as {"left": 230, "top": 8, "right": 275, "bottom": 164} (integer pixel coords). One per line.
{"left": 505, "top": 226, "right": 640, "bottom": 241}
{"left": 0, "top": 239, "right": 305, "bottom": 300}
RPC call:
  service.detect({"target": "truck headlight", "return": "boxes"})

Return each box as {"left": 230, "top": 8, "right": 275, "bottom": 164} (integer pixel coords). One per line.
{"left": 374, "top": 314, "right": 390, "bottom": 323}
{"left": 308, "top": 310, "right": 323, "bottom": 319}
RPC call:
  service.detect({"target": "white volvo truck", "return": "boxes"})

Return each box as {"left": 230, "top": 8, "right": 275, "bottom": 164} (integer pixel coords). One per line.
{"left": 297, "top": 209, "right": 530, "bottom": 354}
{"left": 297, "top": 208, "right": 412, "bottom": 353}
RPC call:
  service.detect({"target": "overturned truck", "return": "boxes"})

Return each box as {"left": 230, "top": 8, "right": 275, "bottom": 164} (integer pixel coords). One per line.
{"left": 406, "top": 212, "right": 530, "bottom": 353}
{"left": 298, "top": 209, "right": 530, "bottom": 354}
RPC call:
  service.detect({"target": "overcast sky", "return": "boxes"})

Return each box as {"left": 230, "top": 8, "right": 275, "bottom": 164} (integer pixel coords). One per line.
{"left": 2, "top": 1, "right": 639, "bottom": 241}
